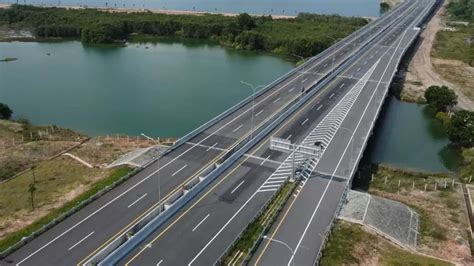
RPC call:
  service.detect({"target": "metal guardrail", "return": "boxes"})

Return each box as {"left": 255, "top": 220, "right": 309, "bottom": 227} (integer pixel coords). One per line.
{"left": 0, "top": 1, "right": 413, "bottom": 260}
{"left": 218, "top": 180, "right": 298, "bottom": 265}
{"left": 143, "top": 0, "right": 412, "bottom": 163}
{"left": 314, "top": 1, "right": 439, "bottom": 264}
{"left": 95, "top": 9, "right": 418, "bottom": 263}
{"left": 0, "top": 167, "right": 142, "bottom": 259}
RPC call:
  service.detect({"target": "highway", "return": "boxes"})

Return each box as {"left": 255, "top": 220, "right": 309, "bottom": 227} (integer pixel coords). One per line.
{"left": 0, "top": 2, "right": 413, "bottom": 265}
{"left": 111, "top": 0, "right": 437, "bottom": 265}
{"left": 253, "top": 1, "right": 436, "bottom": 266}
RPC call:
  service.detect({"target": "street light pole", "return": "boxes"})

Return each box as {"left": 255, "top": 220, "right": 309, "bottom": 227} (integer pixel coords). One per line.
{"left": 263, "top": 236, "right": 295, "bottom": 266}
{"left": 293, "top": 54, "right": 307, "bottom": 95}
{"left": 240, "top": 81, "right": 265, "bottom": 140}
{"left": 326, "top": 36, "right": 343, "bottom": 74}
{"left": 141, "top": 133, "right": 161, "bottom": 202}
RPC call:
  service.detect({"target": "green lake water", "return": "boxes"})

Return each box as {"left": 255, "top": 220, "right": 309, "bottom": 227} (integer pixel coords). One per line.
{"left": 0, "top": 40, "right": 459, "bottom": 172}
{"left": 363, "top": 95, "right": 461, "bottom": 173}
{"left": 0, "top": 40, "right": 294, "bottom": 137}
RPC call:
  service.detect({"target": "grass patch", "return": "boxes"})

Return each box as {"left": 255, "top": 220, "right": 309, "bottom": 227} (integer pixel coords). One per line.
{"left": 432, "top": 25, "right": 474, "bottom": 66}
{"left": 365, "top": 165, "right": 471, "bottom": 263}
{"left": 460, "top": 148, "right": 474, "bottom": 183}
{"left": 0, "top": 165, "right": 131, "bottom": 253}
{"left": 224, "top": 181, "right": 295, "bottom": 264}
{"left": 320, "top": 221, "right": 451, "bottom": 266}
{"left": 369, "top": 165, "right": 448, "bottom": 193}
{"left": 320, "top": 221, "right": 366, "bottom": 265}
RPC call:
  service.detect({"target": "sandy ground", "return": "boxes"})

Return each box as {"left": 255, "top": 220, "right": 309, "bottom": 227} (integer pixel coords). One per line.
{"left": 0, "top": 4, "right": 296, "bottom": 19}
{"left": 403, "top": 1, "right": 474, "bottom": 111}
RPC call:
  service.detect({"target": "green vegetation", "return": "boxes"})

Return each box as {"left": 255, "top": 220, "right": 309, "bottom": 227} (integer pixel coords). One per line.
{"left": 380, "top": 2, "right": 391, "bottom": 14}
{"left": 432, "top": 0, "right": 474, "bottom": 66}
{"left": 447, "top": 0, "right": 474, "bottom": 21}
{"left": 224, "top": 181, "right": 295, "bottom": 265}
{"left": 460, "top": 148, "right": 474, "bottom": 182}
{"left": 432, "top": 25, "right": 474, "bottom": 66}
{"left": 0, "top": 5, "right": 367, "bottom": 57}
{"left": 0, "top": 103, "right": 12, "bottom": 120}
{"left": 0, "top": 119, "right": 86, "bottom": 181}
{"left": 423, "top": 85, "right": 473, "bottom": 148}
{"left": 447, "top": 110, "right": 474, "bottom": 148}
{"left": 320, "top": 221, "right": 451, "bottom": 266}
{"left": 424, "top": 85, "right": 457, "bottom": 112}
{"left": 0, "top": 57, "right": 17, "bottom": 62}
{"left": 367, "top": 165, "right": 470, "bottom": 257}
{"left": 368, "top": 164, "right": 448, "bottom": 193}
{"left": 0, "top": 165, "right": 131, "bottom": 253}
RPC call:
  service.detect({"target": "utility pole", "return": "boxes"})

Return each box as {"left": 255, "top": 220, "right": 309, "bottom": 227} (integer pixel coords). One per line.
{"left": 293, "top": 54, "right": 308, "bottom": 96}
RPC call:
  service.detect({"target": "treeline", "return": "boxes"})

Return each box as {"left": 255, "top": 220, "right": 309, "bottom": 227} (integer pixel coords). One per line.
{"left": 424, "top": 85, "right": 473, "bottom": 148}
{"left": 447, "top": 0, "right": 474, "bottom": 21}
{"left": 0, "top": 5, "right": 367, "bottom": 57}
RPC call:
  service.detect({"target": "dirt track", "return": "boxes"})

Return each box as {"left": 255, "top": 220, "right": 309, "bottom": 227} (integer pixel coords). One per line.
{"left": 404, "top": 1, "right": 474, "bottom": 110}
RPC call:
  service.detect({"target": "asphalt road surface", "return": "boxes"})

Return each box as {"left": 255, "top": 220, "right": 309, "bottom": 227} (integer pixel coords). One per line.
{"left": 0, "top": 2, "right": 415, "bottom": 265}
{"left": 114, "top": 0, "right": 436, "bottom": 265}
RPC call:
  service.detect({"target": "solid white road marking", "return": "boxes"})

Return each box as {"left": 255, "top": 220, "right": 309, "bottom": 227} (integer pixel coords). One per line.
{"left": 232, "top": 124, "right": 244, "bottom": 132}
{"left": 265, "top": 180, "right": 285, "bottom": 184}
{"left": 172, "top": 164, "right": 188, "bottom": 177}
{"left": 258, "top": 188, "right": 278, "bottom": 193}
{"left": 68, "top": 232, "right": 94, "bottom": 251}
{"left": 206, "top": 142, "right": 218, "bottom": 152}
{"left": 287, "top": 29, "right": 409, "bottom": 266}
{"left": 260, "top": 155, "right": 271, "bottom": 166}
{"left": 192, "top": 214, "right": 210, "bottom": 232}
{"left": 261, "top": 184, "right": 281, "bottom": 189}
{"left": 14, "top": 11, "right": 402, "bottom": 265}
{"left": 231, "top": 180, "right": 246, "bottom": 194}
{"left": 127, "top": 193, "right": 148, "bottom": 208}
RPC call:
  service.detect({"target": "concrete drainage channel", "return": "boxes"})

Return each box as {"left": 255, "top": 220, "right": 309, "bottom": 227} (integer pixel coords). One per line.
{"left": 84, "top": 10, "right": 415, "bottom": 266}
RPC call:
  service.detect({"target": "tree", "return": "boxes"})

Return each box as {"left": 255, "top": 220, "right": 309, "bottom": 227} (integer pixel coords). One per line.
{"left": 424, "top": 85, "right": 457, "bottom": 112}
{"left": 0, "top": 102, "right": 13, "bottom": 120}
{"left": 447, "top": 110, "right": 474, "bottom": 148}
{"left": 237, "top": 13, "right": 255, "bottom": 31}
{"left": 380, "top": 2, "right": 390, "bottom": 14}
{"left": 28, "top": 166, "right": 37, "bottom": 211}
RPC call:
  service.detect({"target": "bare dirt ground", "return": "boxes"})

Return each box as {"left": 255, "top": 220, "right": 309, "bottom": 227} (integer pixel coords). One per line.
{"left": 0, "top": 119, "right": 164, "bottom": 241}
{"left": 402, "top": 1, "right": 474, "bottom": 111}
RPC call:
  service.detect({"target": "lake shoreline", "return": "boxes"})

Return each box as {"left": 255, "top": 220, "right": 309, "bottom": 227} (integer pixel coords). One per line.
{"left": 0, "top": 3, "right": 377, "bottom": 20}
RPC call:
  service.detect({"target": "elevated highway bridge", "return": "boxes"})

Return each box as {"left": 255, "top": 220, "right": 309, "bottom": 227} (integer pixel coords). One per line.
{"left": 1, "top": 0, "right": 438, "bottom": 265}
